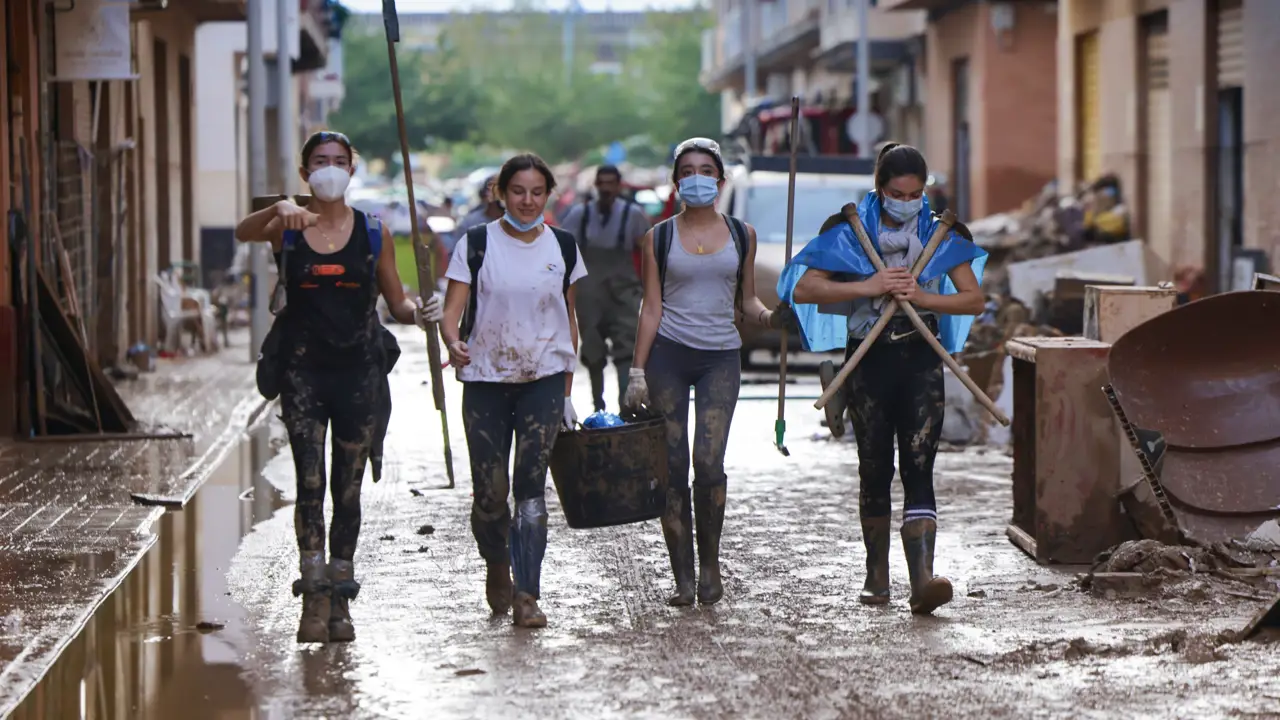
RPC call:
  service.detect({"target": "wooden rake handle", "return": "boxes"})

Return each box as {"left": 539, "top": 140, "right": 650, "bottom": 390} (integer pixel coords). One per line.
{"left": 813, "top": 206, "right": 953, "bottom": 410}
{"left": 820, "top": 204, "right": 1009, "bottom": 427}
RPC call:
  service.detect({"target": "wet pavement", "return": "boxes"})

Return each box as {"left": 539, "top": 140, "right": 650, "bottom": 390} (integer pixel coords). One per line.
{"left": 0, "top": 332, "right": 268, "bottom": 717}
{"left": 13, "top": 326, "right": 1280, "bottom": 718}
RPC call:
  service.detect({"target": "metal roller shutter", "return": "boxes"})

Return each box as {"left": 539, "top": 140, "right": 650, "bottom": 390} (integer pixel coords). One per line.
{"left": 1217, "top": 3, "right": 1244, "bottom": 89}
{"left": 1144, "top": 25, "right": 1173, "bottom": 263}
{"left": 1078, "top": 31, "right": 1101, "bottom": 184}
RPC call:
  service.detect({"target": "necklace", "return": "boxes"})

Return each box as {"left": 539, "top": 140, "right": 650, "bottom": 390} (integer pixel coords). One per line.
{"left": 314, "top": 210, "right": 352, "bottom": 250}
{"left": 679, "top": 217, "right": 711, "bottom": 254}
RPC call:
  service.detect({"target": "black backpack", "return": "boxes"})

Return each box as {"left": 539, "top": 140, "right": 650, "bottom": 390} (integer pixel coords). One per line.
{"left": 653, "top": 214, "right": 749, "bottom": 311}
{"left": 459, "top": 223, "right": 580, "bottom": 341}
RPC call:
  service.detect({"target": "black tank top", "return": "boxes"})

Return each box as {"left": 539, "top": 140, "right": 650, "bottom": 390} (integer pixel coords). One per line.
{"left": 277, "top": 212, "right": 379, "bottom": 370}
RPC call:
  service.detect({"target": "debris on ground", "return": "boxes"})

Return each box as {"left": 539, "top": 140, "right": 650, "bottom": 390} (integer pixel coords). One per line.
{"left": 195, "top": 621, "right": 226, "bottom": 633}
{"left": 417, "top": 524, "right": 436, "bottom": 535}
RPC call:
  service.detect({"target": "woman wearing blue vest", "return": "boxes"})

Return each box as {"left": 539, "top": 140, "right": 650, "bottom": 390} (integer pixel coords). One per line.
{"left": 622, "top": 138, "right": 793, "bottom": 607}
{"left": 235, "top": 131, "right": 433, "bottom": 644}
{"left": 788, "top": 143, "right": 985, "bottom": 615}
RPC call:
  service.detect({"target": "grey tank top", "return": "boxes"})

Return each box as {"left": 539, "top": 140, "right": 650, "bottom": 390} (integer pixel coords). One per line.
{"left": 656, "top": 223, "right": 742, "bottom": 351}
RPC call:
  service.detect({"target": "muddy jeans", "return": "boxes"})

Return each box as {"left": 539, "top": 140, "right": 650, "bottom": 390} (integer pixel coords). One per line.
{"left": 462, "top": 373, "right": 565, "bottom": 564}
{"left": 845, "top": 320, "right": 944, "bottom": 522}
{"left": 281, "top": 362, "right": 379, "bottom": 561}
{"left": 646, "top": 335, "right": 741, "bottom": 491}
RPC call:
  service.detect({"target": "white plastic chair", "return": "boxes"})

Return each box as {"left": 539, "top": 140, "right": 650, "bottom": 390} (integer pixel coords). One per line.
{"left": 153, "top": 270, "right": 201, "bottom": 353}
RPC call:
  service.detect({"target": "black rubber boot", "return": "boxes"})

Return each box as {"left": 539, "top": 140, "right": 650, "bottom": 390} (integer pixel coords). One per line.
{"left": 818, "top": 360, "right": 847, "bottom": 439}
{"left": 292, "top": 551, "right": 331, "bottom": 644}
{"left": 510, "top": 497, "right": 549, "bottom": 628}
{"left": 614, "top": 358, "right": 633, "bottom": 412}
{"left": 328, "top": 559, "right": 360, "bottom": 642}
{"left": 661, "top": 487, "right": 695, "bottom": 606}
{"left": 859, "top": 516, "right": 891, "bottom": 605}
{"left": 588, "top": 363, "right": 607, "bottom": 412}
{"left": 901, "top": 518, "right": 953, "bottom": 615}
{"left": 693, "top": 484, "right": 726, "bottom": 605}
{"left": 486, "top": 561, "right": 513, "bottom": 615}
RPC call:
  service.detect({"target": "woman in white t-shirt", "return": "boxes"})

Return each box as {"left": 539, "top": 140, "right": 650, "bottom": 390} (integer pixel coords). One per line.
{"left": 439, "top": 154, "right": 586, "bottom": 629}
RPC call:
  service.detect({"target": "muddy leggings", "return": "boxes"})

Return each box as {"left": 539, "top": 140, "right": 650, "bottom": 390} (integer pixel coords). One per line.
{"left": 281, "top": 362, "right": 380, "bottom": 561}
{"left": 845, "top": 327, "right": 944, "bottom": 523}
{"left": 462, "top": 373, "right": 565, "bottom": 564}
{"left": 646, "top": 336, "right": 741, "bottom": 491}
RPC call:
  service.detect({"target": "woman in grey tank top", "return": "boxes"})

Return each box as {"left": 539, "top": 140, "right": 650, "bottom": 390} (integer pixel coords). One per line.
{"left": 620, "top": 138, "right": 795, "bottom": 607}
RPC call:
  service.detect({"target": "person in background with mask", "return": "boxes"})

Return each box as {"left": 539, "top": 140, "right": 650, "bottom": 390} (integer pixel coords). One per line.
{"left": 435, "top": 153, "right": 586, "bottom": 629}
{"left": 560, "top": 165, "right": 652, "bottom": 412}
{"left": 622, "top": 138, "right": 794, "bottom": 607}
{"left": 234, "top": 131, "right": 440, "bottom": 643}
{"left": 788, "top": 142, "right": 985, "bottom": 616}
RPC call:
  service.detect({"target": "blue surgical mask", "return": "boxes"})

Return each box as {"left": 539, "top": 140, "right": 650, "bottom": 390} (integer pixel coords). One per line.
{"left": 882, "top": 195, "right": 922, "bottom": 224}
{"left": 678, "top": 175, "right": 720, "bottom": 207}
{"left": 503, "top": 211, "right": 542, "bottom": 233}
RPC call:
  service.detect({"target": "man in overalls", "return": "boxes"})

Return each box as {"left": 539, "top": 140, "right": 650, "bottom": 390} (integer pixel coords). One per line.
{"left": 561, "top": 165, "right": 652, "bottom": 412}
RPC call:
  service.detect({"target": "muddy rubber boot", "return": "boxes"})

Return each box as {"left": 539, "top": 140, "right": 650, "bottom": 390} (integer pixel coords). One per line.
{"left": 901, "top": 518, "right": 953, "bottom": 615}
{"left": 291, "top": 551, "right": 331, "bottom": 644}
{"left": 486, "top": 561, "right": 513, "bottom": 615}
{"left": 693, "top": 484, "right": 727, "bottom": 605}
{"left": 510, "top": 497, "right": 549, "bottom": 628}
{"left": 588, "top": 363, "right": 607, "bottom": 413}
{"left": 818, "top": 360, "right": 847, "bottom": 439}
{"left": 327, "top": 559, "right": 360, "bottom": 643}
{"left": 661, "top": 487, "right": 696, "bottom": 606}
{"left": 858, "top": 516, "right": 891, "bottom": 605}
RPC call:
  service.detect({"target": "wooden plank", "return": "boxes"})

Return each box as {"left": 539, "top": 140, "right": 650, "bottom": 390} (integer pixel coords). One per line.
{"left": 1006, "top": 523, "right": 1038, "bottom": 561}
{"left": 35, "top": 267, "right": 134, "bottom": 433}
{"left": 1254, "top": 272, "right": 1280, "bottom": 291}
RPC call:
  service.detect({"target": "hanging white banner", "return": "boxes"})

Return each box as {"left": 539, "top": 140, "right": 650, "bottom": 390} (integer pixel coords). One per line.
{"left": 54, "top": 0, "right": 134, "bottom": 81}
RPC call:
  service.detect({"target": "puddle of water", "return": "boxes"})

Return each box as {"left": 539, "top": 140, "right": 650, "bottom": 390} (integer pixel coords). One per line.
{"left": 9, "top": 424, "right": 287, "bottom": 720}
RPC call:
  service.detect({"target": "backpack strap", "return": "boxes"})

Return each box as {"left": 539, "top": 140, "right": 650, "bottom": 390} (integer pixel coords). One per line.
{"left": 616, "top": 201, "right": 633, "bottom": 250}
{"left": 460, "top": 225, "right": 488, "bottom": 341}
{"left": 654, "top": 218, "right": 676, "bottom": 298}
{"left": 724, "top": 214, "right": 749, "bottom": 312}
{"left": 549, "top": 226, "right": 579, "bottom": 297}
{"left": 364, "top": 211, "right": 383, "bottom": 258}
{"left": 578, "top": 197, "right": 590, "bottom": 245}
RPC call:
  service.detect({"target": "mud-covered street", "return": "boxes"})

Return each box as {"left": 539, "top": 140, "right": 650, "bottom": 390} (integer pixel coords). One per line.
{"left": 50, "top": 326, "right": 1261, "bottom": 719}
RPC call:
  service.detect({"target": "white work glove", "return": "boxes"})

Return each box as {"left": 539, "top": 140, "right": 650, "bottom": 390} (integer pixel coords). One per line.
{"left": 562, "top": 396, "right": 578, "bottom": 430}
{"left": 622, "top": 367, "right": 649, "bottom": 413}
{"left": 414, "top": 293, "right": 443, "bottom": 329}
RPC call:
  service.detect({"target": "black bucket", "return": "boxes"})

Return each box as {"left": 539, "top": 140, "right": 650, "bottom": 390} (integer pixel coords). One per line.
{"left": 549, "top": 416, "right": 669, "bottom": 529}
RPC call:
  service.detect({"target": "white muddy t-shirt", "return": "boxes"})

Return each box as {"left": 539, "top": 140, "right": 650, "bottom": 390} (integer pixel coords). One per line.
{"left": 445, "top": 221, "right": 588, "bottom": 383}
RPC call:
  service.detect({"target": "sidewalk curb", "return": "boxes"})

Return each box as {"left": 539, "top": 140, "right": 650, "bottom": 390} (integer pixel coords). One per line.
{"left": 130, "top": 394, "right": 275, "bottom": 508}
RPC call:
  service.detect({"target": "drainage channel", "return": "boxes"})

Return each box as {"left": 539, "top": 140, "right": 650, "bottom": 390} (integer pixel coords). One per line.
{"left": 9, "top": 422, "right": 290, "bottom": 720}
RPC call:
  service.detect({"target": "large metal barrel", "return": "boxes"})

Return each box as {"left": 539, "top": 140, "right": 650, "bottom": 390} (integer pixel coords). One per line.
{"left": 549, "top": 417, "right": 669, "bottom": 529}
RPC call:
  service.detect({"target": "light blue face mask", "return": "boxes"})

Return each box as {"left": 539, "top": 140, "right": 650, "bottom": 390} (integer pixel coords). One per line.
{"left": 503, "top": 211, "right": 542, "bottom": 233}
{"left": 882, "top": 195, "right": 923, "bottom": 224}
{"left": 678, "top": 175, "right": 720, "bottom": 208}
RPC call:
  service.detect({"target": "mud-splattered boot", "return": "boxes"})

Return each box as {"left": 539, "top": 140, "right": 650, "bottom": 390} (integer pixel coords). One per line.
{"left": 818, "top": 360, "right": 847, "bottom": 439}
{"left": 328, "top": 559, "right": 360, "bottom": 643}
{"left": 693, "top": 484, "right": 727, "bottom": 605}
{"left": 901, "top": 518, "right": 953, "bottom": 615}
{"left": 510, "top": 497, "right": 549, "bottom": 628}
{"left": 292, "top": 551, "right": 331, "bottom": 644}
{"left": 486, "top": 561, "right": 513, "bottom": 615}
{"left": 661, "top": 487, "right": 696, "bottom": 606}
{"left": 859, "top": 516, "right": 891, "bottom": 605}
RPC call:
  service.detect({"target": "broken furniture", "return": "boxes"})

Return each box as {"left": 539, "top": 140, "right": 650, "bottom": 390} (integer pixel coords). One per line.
{"left": 1005, "top": 336, "right": 1135, "bottom": 564}
{"left": 1255, "top": 272, "right": 1280, "bottom": 291}
{"left": 1108, "top": 291, "right": 1280, "bottom": 545}
{"left": 154, "top": 269, "right": 216, "bottom": 354}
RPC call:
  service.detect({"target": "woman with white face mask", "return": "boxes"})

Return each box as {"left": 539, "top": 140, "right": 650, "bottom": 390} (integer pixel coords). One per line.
{"left": 791, "top": 142, "right": 985, "bottom": 616}
{"left": 234, "top": 131, "right": 437, "bottom": 644}
{"left": 622, "top": 138, "right": 795, "bottom": 607}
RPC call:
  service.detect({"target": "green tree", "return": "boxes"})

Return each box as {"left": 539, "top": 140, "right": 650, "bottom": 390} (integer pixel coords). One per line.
{"left": 628, "top": 8, "right": 722, "bottom": 148}
{"left": 326, "top": 28, "right": 482, "bottom": 164}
